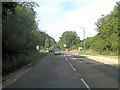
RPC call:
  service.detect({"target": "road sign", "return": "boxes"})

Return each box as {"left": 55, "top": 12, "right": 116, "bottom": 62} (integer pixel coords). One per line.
{"left": 79, "top": 47, "right": 83, "bottom": 49}
{"left": 36, "top": 45, "right": 39, "bottom": 51}
{"left": 64, "top": 44, "right": 66, "bottom": 47}
{"left": 66, "top": 48, "right": 68, "bottom": 51}
{"left": 78, "top": 47, "right": 83, "bottom": 51}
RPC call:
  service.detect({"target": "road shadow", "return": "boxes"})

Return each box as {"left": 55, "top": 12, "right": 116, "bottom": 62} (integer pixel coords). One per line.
{"left": 71, "top": 55, "right": 119, "bottom": 82}
{"left": 72, "top": 55, "right": 85, "bottom": 58}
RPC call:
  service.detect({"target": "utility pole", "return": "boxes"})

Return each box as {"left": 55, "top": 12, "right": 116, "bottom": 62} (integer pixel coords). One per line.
{"left": 80, "top": 27, "right": 85, "bottom": 53}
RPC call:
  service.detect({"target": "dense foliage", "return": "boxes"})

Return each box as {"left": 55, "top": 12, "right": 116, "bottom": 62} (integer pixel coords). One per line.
{"left": 90, "top": 2, "right": 119, "bottom": 55}
{"left": 2, "top": 2, "right": 55, "bottom": 75}
{"left": 56, "top": 31, "right": 80, "bottom": 50}
{"left": 80, "top": 37, "right": 93, "bottom": 49}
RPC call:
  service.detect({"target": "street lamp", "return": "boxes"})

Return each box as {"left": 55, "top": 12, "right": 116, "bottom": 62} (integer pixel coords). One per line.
{"left": 80, "top": 27, "right": 85, "bottom": 54}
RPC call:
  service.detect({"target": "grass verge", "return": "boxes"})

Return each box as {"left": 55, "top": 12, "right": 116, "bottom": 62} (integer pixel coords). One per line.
{"left": 78, "top": 50, "right": 94, "bottom": 55}
{"left": 3, "top": 50, "right": 49, "bottom": 77}
{"left": 90, "top": 50, "right": 118, "bottom": 56}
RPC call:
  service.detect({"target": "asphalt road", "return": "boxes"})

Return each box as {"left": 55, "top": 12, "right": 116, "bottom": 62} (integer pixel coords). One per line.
{"left": 4, "top": 52, "right": 118, "bottom": 89}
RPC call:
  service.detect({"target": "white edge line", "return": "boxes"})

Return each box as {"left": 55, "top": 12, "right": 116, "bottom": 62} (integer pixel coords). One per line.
{"left": 69, "top": 62, "right": 76, "bottom": 71}
{"left": 81, "top": 78, "right": 91, "bottom": 90}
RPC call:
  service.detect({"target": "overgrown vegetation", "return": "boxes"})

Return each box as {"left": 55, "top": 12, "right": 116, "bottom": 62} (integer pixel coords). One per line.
{"left": 79, "top": 37, "right": 93, "bottom": 49}
{"left": 3, "top": 51, "right": 49, "bottom": 76}
{"left": 2, "top": 2, "right": 55, "bottom": 76}
{"left": 90, "top": 2, "right": 119, "bottom": 56}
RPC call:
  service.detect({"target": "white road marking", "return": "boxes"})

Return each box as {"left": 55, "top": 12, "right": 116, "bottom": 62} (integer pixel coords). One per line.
{"left": 64, "top": 54, "right": 68, "bottom": 61}
{"left": 69, "top": 62, "right": 76, "bottom": 71}
{"left": 13, "top": 79, "right": 17, "bottom": 82}
{"left": 81, "top": 78, "right": 91, "bottom": 90}
{"left": 65, "top": 58, "right": 68, "bottom": 61}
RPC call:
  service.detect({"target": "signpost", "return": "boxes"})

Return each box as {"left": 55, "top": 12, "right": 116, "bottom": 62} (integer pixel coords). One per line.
{"left": 78, "top": 47, "right": 83, "bottom": 51}
{"left": 66, "top": 48, "right": 68, "bottom": 51}
{"left": 80, "top": 27, "right": 85, "bottom": 53}
{"left": 36, "top": 45, "right": 39, "bottom": 51}
{"left": 64, "top": 44, "right": 66, "bottom": 47}
{"left": 64, "top": 44, "right": 66, "bottom": 52}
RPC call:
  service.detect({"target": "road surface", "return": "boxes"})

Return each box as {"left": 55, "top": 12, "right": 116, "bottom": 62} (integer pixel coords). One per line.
{"left": 3, "top": 52, "right": 118, "bottom": 89}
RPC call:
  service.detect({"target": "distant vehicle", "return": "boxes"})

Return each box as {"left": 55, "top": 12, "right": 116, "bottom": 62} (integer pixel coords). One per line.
{"left": 49, "top": 49, "right": 54, "bottom": 53}
{"left": 78, "top": 47, "right": 83, "bottom": 51}
{"left": 54, "top": 49, "right": 61, "bottom": 55}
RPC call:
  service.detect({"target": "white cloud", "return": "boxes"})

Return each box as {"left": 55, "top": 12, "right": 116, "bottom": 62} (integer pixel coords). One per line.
{"left": 35, "top": 2, "right": 62, "bottom": 14}
{"left": 35, "top": 0, "right": 119, "bottom": 42}
{"left": 38, "top": 6, "right": 61, "bottom": 14}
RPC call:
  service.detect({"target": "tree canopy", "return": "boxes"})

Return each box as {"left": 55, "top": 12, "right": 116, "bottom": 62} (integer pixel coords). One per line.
{"left": 2, "top": 2, "right": 56, "bottom": 75}
{"left": 2, "top": 2, "right": 56, "bottom": 57}
{"left": 56, "top": 31, "right": 80, "bottom": 50}
{"left": 90, "top": 2, "right": 119, "bottom": 55}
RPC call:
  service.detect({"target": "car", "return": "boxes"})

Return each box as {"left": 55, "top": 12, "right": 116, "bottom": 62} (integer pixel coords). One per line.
{"left": 49, "top": 49, "right": 54, "bottom": 53}
{"left": 54, "top": 49, "right": 61, "bottom": 55}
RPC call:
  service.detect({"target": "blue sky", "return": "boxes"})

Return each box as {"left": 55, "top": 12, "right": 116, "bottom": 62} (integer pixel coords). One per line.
{"left": 34, "top": 0, "right": 118, "bottom": 42}
{"left": 59, "top": 1, "right": 93, "bottom": 11}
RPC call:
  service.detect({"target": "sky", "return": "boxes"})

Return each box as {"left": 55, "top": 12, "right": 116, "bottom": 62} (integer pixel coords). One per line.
{"left": 34, "top": 0, "right": 118, "bottom": 42}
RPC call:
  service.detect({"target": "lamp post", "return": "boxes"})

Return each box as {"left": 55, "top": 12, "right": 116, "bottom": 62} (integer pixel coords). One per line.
{"left": 80, "top": 27, "right": 85, "bottom": 54}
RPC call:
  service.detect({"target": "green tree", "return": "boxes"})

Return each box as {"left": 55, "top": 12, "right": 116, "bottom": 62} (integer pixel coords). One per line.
{"left": 80, "top": 37, "right": 92, "bottom": 49}
{"left": 50, "top": 39, "right": 55, "bottom": 46}
{"left": 45, "top": 38, "right": 50, "bottom": 49}
{"left": 58, "top": 31, "right": 80, "bottom": 50}
{"left": 2, "top": 2, "right": 56, "bottom": 75}
{"left": 90, "top": 2, "right": 119, "bottom": 55}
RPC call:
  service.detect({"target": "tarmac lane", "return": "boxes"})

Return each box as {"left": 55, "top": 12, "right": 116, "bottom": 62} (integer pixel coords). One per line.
{"left": 4, "top": 54, "right": 89, "bottom": 88}
{"left": 66, "top": 54, "right": 118, "bottom": 88}
{"left": 3, "top": 53, "right": 118, "bottom": 89}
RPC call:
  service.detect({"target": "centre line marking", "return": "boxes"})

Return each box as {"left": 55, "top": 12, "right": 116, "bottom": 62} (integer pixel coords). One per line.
{"left": 65, "top": 58, "right": 68, "bottom": 61}
{"left": 69, "top": 62, "right": 76, "bottom": 71}
{"left": 81, "top": 78, "right": 91, "bottom": 90}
